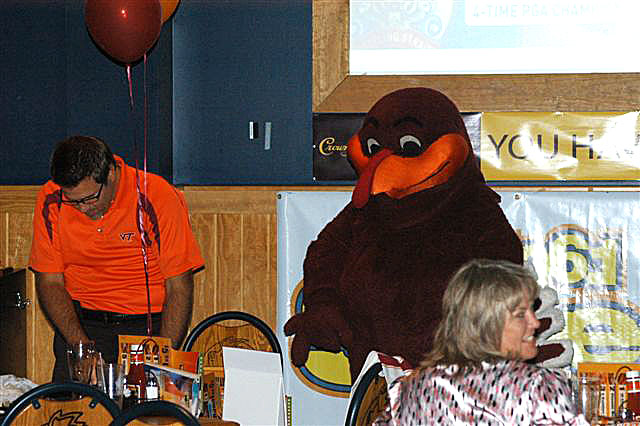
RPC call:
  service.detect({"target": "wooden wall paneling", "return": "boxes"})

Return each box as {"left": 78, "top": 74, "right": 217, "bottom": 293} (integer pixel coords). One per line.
{"left": 189, "top": 211, "right": 218, "bottom": 329}
{"left": 183, "top": 187, "right": 278, "bottom": 214}
{"left": 183, "top": 189, "right": 279, "bottom": 331}
{"left": 0, "top": 187, "right": 38, "bottom": 270}
{"left": 242, "top": 213, "right": 276, "bottom": 328}
{"left": 217, "top": 214, "right": 244, "bottom": 312}
{"left": 7, "top": 211, "right": 33, "bottom": 270}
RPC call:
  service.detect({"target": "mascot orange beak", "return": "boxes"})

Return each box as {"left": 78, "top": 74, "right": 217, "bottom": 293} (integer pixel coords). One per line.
{"left": 348, "top": 133, "right": 471, "bottom": 208}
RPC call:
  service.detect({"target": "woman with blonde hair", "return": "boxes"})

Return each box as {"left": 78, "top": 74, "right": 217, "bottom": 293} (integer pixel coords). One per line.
{"left": 374, "top": 259, "right": 587, "bottom": 425}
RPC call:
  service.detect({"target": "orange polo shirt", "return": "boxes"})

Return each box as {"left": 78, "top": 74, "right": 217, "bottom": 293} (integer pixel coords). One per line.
{"left": 29, "top": 156, "right": 204, "bottom": 314}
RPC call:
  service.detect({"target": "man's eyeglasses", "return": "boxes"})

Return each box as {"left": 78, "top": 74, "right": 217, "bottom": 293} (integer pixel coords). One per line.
{"left": 60, "top": 183, "right": 104, "bottom": 206}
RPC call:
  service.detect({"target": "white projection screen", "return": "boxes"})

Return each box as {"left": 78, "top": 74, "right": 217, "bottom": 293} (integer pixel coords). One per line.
{"left": 350, "top": 0, "right": 640, "bottom": 75}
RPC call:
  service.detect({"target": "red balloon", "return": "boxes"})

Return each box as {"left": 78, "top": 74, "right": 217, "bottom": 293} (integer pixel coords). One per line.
{"left": 85, "top": 0, "right": 162, "bottom": 64}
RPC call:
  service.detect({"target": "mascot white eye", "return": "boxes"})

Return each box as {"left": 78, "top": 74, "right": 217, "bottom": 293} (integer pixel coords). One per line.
{"left": 366, "top": 138, "right": 382, "bottom": 156}
{"left": 399, "top": 134, "right": 423, "bottom": 157}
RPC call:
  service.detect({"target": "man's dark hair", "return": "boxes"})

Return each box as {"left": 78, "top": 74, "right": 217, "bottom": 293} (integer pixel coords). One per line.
{"left": 50, "top": 136, "right": 116, "bottom": 187}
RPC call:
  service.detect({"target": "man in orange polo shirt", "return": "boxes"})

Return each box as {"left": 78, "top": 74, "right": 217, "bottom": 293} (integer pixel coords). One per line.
{"left": 29, "top": 135, "right": 205, "bottom": 382}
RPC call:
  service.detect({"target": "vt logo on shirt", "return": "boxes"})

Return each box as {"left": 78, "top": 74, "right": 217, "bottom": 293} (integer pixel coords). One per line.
{"left": 120, "top": 232, "right": 136, "bottom": 241}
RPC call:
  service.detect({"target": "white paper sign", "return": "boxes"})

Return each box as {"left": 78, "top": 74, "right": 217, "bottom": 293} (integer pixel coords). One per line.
{"left": 222, "top": 346, "right": 285, "bottom": 426}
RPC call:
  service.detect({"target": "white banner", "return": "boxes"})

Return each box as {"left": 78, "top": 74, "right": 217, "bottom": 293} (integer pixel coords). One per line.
{"left": 277, "top": 192, "right": 352, "bottom": 426}
{"left": 277, "top": 190, "right": 640, "bottom": 426}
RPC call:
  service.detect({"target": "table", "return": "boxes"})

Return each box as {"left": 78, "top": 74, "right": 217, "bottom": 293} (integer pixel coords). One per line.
{"left": 595, "top": 419, "right": 640, "bottom": 425}
{"left": 130, "top": 416, "right": 239, "bottom": 425}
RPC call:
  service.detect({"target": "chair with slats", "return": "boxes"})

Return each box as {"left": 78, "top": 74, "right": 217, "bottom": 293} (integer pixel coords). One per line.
{"left": 182, "top": 311, "right": 282, "bottom": 419}
{"left": 344, "top": 362, "right": 390, "bottom": 426}
{"left": 0, "top": 381, "right": 120, "bottom": 426}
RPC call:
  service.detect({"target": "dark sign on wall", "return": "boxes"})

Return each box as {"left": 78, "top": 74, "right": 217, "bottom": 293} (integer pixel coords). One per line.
{"left": 313, "top": 112, "right": 481, "bottom": 181}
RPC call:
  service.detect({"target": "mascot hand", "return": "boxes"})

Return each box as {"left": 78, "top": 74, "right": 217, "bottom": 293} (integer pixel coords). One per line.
{"left": 284, "top": 305, "right": 353, "bottom": 367}
{"left": 531, "top": 286, "right": 574, "bottom": 368}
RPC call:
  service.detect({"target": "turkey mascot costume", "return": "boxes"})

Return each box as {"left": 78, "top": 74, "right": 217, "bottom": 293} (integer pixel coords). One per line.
{"left": 285, "top": 88, "right": 571, "bottom": 382}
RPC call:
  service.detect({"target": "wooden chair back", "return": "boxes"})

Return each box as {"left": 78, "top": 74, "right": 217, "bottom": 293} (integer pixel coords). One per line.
{"left": 8, "top": 397, "right": 112, "bottom": 425}
{"left": 345, "top": 362, "right": 390, "bottom": 426}
{"left": 190, "top": 322, "right": 275, "bottom": 367}
{"left": 181, "top": 311, "right": 282, "bottom": 420}
{"left": 356, "top": 373, "right": 389, "bottom": 425}
{"left": 1, "top": 382, "right": 120, "bottom": 426}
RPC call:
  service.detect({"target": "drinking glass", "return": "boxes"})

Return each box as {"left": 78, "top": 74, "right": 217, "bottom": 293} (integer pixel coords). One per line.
{"left": 66, "top": 341, "right": 100, "bottom": 384}
{"left": 97, "top": 362, "right": 126, "bottom": 408}
{"left": 572, "top": 374, "right": 601, "bottom": 423}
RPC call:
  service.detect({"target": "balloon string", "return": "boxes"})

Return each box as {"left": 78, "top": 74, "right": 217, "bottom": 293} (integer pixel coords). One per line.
{"left": 135, "top": 163, "right": 152, "bottom": 337}
{"left": 143, "top": 54, "right": 148, "bottom": 199}
{"left": 143, "top": 53, "right": 152, "bottom": 336}
{"left": 126, "top": 65, "right": 134, "bottom": 110}
{"left": 127, "top": 62, "right": 153, "bottom": 338}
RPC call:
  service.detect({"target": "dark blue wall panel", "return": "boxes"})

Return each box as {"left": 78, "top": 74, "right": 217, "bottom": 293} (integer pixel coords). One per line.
{"left": 172, "top": 0, "right": 313, "bottom": 185}
{"left": 1, "top": 2, "right": 67, "bottom": 184}
{"left": 0, "top": 0, "right": 172, "bottom": 185}
{"left": 1, "top": 0, "right": 311, "bottom": 186}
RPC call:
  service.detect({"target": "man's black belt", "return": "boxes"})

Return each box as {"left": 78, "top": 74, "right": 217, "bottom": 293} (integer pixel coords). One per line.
{"left": 74, "top": 302, "right": 161, "bottom": 325}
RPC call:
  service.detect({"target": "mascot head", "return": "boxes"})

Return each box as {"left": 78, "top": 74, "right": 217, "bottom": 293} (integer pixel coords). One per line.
{"left": 348, "top": 87, "right": 473, "bottom": 208}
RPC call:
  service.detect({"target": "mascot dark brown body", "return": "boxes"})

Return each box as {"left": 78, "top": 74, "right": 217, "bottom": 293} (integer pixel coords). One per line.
{"left": 285, "top": 88, "right": 524, "bottom": 381}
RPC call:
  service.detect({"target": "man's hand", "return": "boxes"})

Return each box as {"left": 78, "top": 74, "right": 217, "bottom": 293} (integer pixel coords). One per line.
{"left": 159, "top": 270, "right": 194, "bottom": 349}
{"left": 35, "top": 271, "right": 89, "bottom": 345}
{"left": 284, "top": 305, "right": 353, "bottom": 367}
